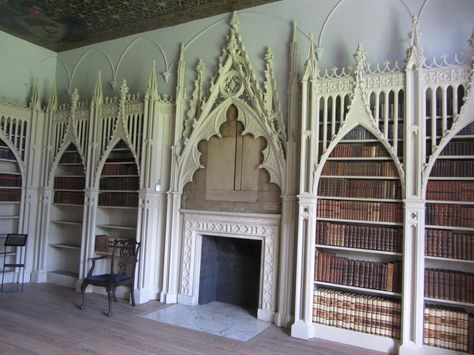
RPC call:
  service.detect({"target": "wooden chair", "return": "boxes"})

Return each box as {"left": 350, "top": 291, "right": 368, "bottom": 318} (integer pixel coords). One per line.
{"left": 79, "top": 239, "right": 141, "bottom": 316}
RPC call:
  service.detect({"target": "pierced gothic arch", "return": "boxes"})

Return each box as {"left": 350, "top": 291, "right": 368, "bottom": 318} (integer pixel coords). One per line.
{"left": 94, "top": 137, "right": 140, "bottom": 189}
{"left": 421, "top": 64, "right": 474, "bottom": 194}
{"left": 175, "top": 12, "right": 286, "bottom": 195}
{"left": 48, "top": 141, "right": 86, "bottom": 187}
{"left": 177, "top": 98, "right": 285, "bottom": 193}
{"left": 313, "top": 79, "right": 405, "bottom": 195}
{"left": 0, "top": 132, "right": 25, "bottom": 186}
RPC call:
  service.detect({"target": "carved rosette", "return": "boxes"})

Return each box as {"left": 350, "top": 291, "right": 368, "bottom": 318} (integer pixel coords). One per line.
{"left": 180, "top": 211, "right": 280, "bottom": 313}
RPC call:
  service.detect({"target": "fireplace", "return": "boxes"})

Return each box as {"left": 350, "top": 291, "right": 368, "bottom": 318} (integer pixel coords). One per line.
{"left": 178, "top": 209, "right": 280, "bottom": 322}
{"left": 199, "top": 235, "right": 261, "bottom": 308}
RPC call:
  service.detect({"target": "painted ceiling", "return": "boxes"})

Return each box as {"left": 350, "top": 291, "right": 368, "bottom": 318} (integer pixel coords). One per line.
{"left": 0, "top": 0, "right": 280, "bottom": 52}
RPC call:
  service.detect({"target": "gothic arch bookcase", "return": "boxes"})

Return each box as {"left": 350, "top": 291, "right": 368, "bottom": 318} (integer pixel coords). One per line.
{"left": 292, "top": 18, "right": 474, "bottom": 355}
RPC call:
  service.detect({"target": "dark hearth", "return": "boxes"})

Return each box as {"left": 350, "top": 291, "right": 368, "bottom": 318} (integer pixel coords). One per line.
{"left": 199, "top": 236, "right": 261, "bottom": 309}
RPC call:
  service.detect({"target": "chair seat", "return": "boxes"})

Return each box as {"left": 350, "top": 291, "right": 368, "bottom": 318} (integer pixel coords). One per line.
{"left": 84, "top": 273, "right": 130, "bottom": 283}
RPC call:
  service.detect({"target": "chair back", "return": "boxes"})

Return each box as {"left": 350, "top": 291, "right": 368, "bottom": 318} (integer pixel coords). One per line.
{"left": 4, "top": 234, "right": 27, "bottom": 247}
{"left": 110, "top": 239, "right": 141, "bottom": 277}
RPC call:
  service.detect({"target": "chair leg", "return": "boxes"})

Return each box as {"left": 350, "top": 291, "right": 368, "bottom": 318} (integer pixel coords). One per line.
{"left": 79, "top": 282, "right": 87, "bottom": 310}
{"left": 105, "top": 286, "right": 113, "bottom": 317}
{"left": 113, "top": 288, "right": 117, "bottom": 303}
{"left": 130, "top": 286, "right": 136, "bottom": 306}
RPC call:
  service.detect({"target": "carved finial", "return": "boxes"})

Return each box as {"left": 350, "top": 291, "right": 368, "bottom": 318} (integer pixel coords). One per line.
{"left": 196, "top": 59, "right": 205, "bottom": 76}
{"left": 92, "top": 71, "right": 103, "bottom": 105}
{"left": 230, "top": 11, "right": 239, "bottom": 30}
{"left": 292, "top": 21, "right": 297, "bottom": 42}
{"left": 179, "top": 43, "right": 185, "bottom": 62}
{"left": 119, "top": 80, "right": 128, "bottom": 105}
{"left": 146, "top": 60, "right": 159, "bottom": 99}
{"left": 48, "top": 80, "right": 58, "bottom": 111}
{"left": 30, "top": 80, "right": 40, "bottom": 110}
{"left": 303, "top": 33, "right": 318, "bottom": 81}
{"left": 468, "top": 27, "right": 474, "bottom": 50}
{"left": 264, "top": 48, "right": 274, "bottom": 63}
{"left": 71, "top": 88, "right": 79, "bottom": 111}
{"left": 405, "top": 15, "right": 425, "bottom": 69}
{"left": 354, "top": 42, "right": 367, "bottom": 75}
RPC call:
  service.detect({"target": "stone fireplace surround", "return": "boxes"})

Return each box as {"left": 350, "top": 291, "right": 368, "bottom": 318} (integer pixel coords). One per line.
{"left": 178, "top": 209, "right": 280, "bottom": 322}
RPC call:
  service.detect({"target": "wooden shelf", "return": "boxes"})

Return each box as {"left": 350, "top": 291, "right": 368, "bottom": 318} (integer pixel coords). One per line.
{"left": 100, "top": 189, "right": 138, "bottom": 193}
{"left": 321, "top": 175, "right": 399, "bottom": 180}
{"left": 425, "top": 225, "right": 474, "bottom": 232}
{"left": 314, "top": 281, "right": 402, "bottom": 297}
{"left": 317, "top": 217, "right": 403, "bottom": 226}
{"left": 49, "top": 243, "right": 81, "bottom": 250}
{"left": 326, "top": 157, "right": 393, "bottom": 161}
{"left": 436, "top": 155, "right": 474, "bottom": 160}
{"left": 424, "top": 297, "right": 474, "bottom": 308}
{"left": 429, "top": 176, "right": 474, "bottom": 181}
{"left": 51, "top": 220, "right": 82, "bottom": 226}
{"left": 98, "top": 205, "right": 138, "bottom": 210}
{"left": 315, "top": 244, "right": 402, "bottom": 256}
{"left": 52, "top": 203, "right": 84, "bottom": 207}
{"left": 0, "top": 215, "right": 19, "bottom": 219}
{"left": 426, "top": 199, "right": 474, "bottom": 205}
{"left": 425, "top": 255, "right": 474, "bottom": 264}
{"left": 318, "top": 196, "right": 402, "bottom": 203}
{"left": 97, "top": 224, "right": 136, "bottom": 230}
{"left": 100, "top": 174, "right": 139, "bottom": 178}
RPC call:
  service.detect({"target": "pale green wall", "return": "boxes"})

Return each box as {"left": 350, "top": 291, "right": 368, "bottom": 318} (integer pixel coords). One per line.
{"left": 1, "top": 0, "right": 473, "bottom": 106}
{"left": 54, "top": 0, "right": 474, "bottom": 107}
{"left": 0, "top": 31, "right": 56, "bottom": 105}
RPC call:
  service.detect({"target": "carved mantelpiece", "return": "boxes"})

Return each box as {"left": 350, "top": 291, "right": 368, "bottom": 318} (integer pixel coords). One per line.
{"left": 178, "top": 209, "right": 280, "bottom": 322}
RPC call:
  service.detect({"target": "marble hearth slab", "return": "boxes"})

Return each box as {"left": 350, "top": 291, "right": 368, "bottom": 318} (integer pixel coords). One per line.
{"left": 143, "top": 302, "right": 269, "bottom": 341}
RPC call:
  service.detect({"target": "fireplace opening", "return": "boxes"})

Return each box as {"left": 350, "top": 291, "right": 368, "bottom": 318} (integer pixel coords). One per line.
{"left": 198, "top": 235, "right": 262, "bottom": 309}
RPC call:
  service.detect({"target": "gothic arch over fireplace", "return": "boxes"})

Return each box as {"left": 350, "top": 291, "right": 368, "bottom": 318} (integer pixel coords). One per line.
{"left": 161, "top": 12, "right": 292, "bottom": 327}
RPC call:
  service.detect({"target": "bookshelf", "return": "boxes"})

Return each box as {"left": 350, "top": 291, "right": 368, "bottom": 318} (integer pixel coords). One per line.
{"left": 424, "top": 122, "right": 474, "bottom": 354}
{"left": 47, "top": 144, "right": 85, "bottom": 286}
{"left": 0, "top": 139, "right": 22, "bottom": 235}
{"left": 314, "top": 127, "right": 403, "bottom": 343}
{"left": 95, "top": 140, "right": 139, "bottom": 255}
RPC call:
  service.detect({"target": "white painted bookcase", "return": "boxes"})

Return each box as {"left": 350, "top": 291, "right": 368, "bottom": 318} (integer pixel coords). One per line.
{"left": 291, "top": 18, "right": 474, "bottom": 355}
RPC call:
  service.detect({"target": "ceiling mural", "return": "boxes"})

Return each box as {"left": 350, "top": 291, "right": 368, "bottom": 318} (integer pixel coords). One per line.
{"left": 0, "top": 0, "right": 281, "bottom": 52}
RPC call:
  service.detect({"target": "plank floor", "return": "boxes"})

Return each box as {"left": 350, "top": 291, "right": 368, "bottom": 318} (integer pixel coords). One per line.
{"left": 0, "top": 283, "right": 387, "bottom": 355}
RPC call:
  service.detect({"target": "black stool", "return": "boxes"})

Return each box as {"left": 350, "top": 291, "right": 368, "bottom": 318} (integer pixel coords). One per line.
{"left": 1, "top": 234, "right": 28, "bottom": 292}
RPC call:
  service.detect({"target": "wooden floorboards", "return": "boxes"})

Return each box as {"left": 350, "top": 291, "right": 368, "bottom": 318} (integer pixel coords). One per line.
{"left": 0, "top": 284, "right": 387, "bottom": 355}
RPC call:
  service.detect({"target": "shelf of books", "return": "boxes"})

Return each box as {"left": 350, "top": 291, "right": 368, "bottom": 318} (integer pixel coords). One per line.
{"left": 424, "top": 122, "right": 474, "bottom": 354}
{"left": 47, "top": 144, "right": 85, "bottom": 287}
{"left": 0, "top": 139, "right": 22, "bottom": 235}
{"left": 313, "top": 127, "right": 403, "bottom": 349}
{"left": 95, "top": 140, "right": 139, "bottom": 257}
